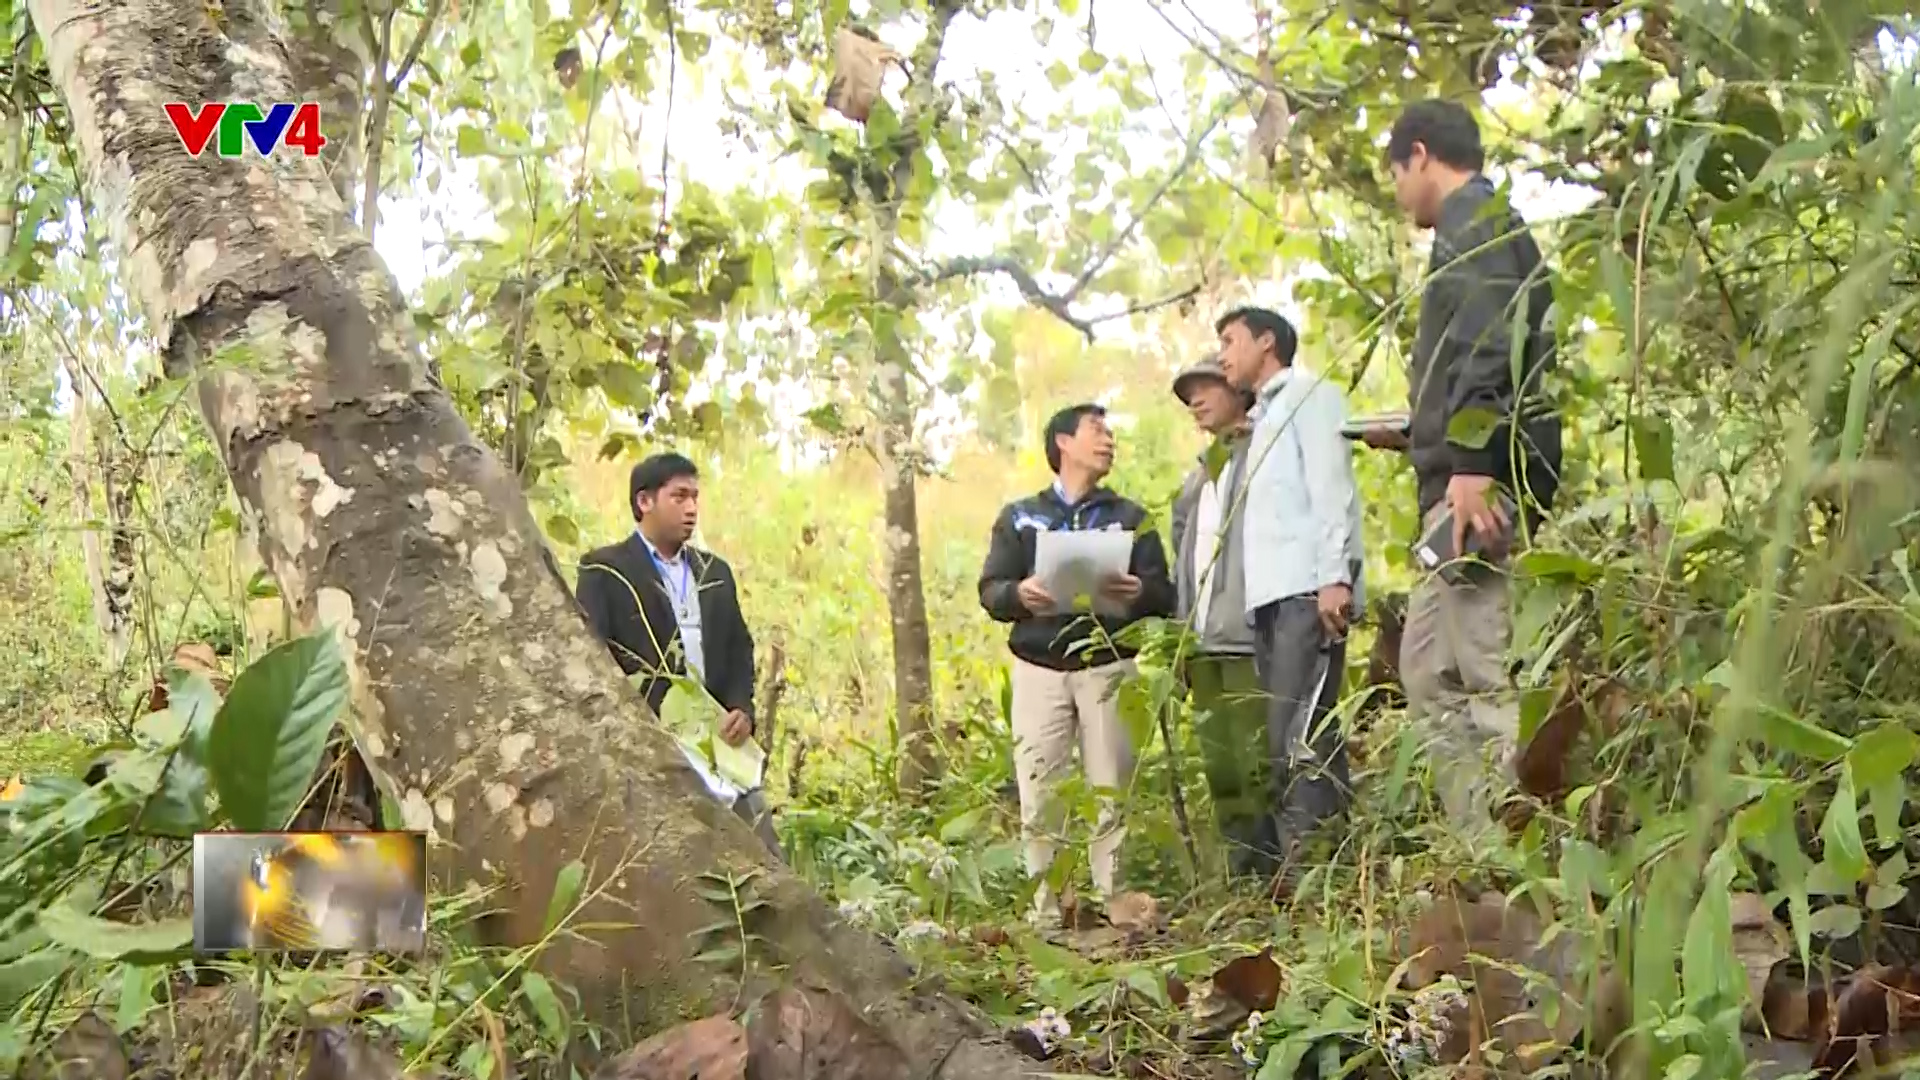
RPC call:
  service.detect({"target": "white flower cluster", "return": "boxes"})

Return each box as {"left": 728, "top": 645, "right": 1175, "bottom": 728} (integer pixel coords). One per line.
{"left": 836, "top": 895, "right": 880, "bottom": 927}
{"left": 1230, "top": 1010, "right": 1265, "bottom": 1066}
{"left": 893, "top": 837, "right": 959, "bottom": 882}
{"left": 896, "top": 919, "right": 947, "bottom": 945}
{"left": 1021, "top": 1005, "right": 1072, "bottom": 1054}
{"left": 1382, "top": 977, "right": 1468, "bottom": 1067}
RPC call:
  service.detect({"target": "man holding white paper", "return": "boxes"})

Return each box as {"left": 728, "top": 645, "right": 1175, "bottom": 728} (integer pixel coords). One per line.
{"left": 978, "top": 404, "right": 1175, "bottom": 926}
{"left": 575, "top": 452, "right": 781, "bottom": 858}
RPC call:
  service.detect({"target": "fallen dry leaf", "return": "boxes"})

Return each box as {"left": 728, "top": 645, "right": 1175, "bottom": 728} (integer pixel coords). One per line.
{"left": 302, "top": 1027, "right": 409, "bottom": 1080}
{"left": 1731, "top": 892, "right": 1791, "bottom": 1029}
{"left": 971, "top": 924, "right": 1010, "bottom": 948}
{"left": 1106, "top": 891, "right": 1162, "bottom": 936}
{"left": 1166, "top": 973, "right": 1190, "bottom": 1009}
{"left": 26, "top": 1012, "right": 129, "bottom": 1080}
{"left": 1186, "top": 980, "right": 1250, "bottom": 1040}
{"left": 593, "top": 1015, "right": 745, "bottom": 1080}
{"left": 1400, "top": 891, "right": 1595, "bottom": 1072}
{"left": 822, "top": 26, "right": 901, "bottom": 125}
{"left": 1, "top": 775, "right": 21, "bottom": 801}
{"left": 745, "top": 984, "right": 910, "bottom": 1080}
{"left": 1212, "top": 947, "right": 1282, "bottom": 1013}
{"left": 1810, "top": 965, "right": 1920, "bottom": 1078}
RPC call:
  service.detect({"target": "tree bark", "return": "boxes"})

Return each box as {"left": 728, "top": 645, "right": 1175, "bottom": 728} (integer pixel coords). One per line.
{"left": 284, "top": 0, "right": 367, "bottom": 206}
{"left": 29, "top": 2, "right": 1049, "bottom": 1074}
{"left": 873, "top": 5, "right": 960, "bottom": 794}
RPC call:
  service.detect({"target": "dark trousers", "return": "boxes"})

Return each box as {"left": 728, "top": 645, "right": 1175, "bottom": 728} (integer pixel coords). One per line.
{"left": 1184, "top": 654, "right": 1271, "bottom": 877}
{"left": 732, "top": 789, "right": 784, "bottom": 861}
{"left": 1252, "top": 597, "right": 1351, "bottom": 862}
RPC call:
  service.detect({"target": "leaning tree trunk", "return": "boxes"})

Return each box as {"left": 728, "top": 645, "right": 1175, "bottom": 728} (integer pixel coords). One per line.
{"left": 29, "top": 2, "right": 1049, "bottom": 1075}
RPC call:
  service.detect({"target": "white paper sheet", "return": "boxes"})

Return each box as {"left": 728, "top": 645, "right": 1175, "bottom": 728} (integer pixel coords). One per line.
{"left": 1032, "top": 529, "right": 1135, "bottom": 618}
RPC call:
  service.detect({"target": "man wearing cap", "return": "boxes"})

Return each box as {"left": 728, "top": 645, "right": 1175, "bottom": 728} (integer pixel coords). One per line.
{"left": 1167, "top": 356, "right": 1272, "bottom": 876}
{"left": 1214, "top": 305, "right": 1367, "bottom": 873}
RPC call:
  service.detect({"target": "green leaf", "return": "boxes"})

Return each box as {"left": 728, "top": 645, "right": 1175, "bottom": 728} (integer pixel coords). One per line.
{"left": 1807, "top": 904, "right": 1862, "bottom": 940}
{"left": 938, "top": 807, "right": 986, "bottom": 843}
{"left": 1752, "top": 708, "right": 1852, "bottom": 763}
{"left": 1819, "top": 770, "right": 1869, "bottom": 884}
{"left": 519, "top": 970, "right": 567, "bottom": 1044}
{"left": 545, "top": 514, "right": 581, "bottom": 547}
{"left": 820, "top": 0, "right": 848, "bottom": 36}
{"left": 207, "top": 632, "right": 348, "bottom": 832}
{"left": 692, "top": 943, "right": 741, "bottom": 965}
{"left": 1044, "top": 61, "right": 1074, "bottom": 90}
{"left": 1077, "top": 50, "right": 1107, "bottom": 74}
{"left": 460, "top": 40, "right": 483, "bottom": 68}
{"left": 1445, "top": 406, "right": 1500, "bottom": 450}
{"left": 544, "top": 860, "right": 585, "bottom": 937}
{"left": 455, "top": 125, "right": 489, "bottom": 157}
{"left": 37, "top": 906, "right": 192, "bottom": 962}
{"left": 1126, "top": 968, "right": 1169, "bottom": 1008}
{"left": 0, "top": 951, "right": 69, "bottom": 1013}
{"left": 1629, "top": 414, "right": 1676, "bottom": 482}
{"left": 595, "top": 362, "right": 654, "bottom": 409}
{"left": 1847, "top": 722, "right": 1917, "bottom": 788}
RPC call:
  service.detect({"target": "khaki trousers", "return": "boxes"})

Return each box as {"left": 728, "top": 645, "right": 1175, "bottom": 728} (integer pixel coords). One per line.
{"left": 1400, "top": 504, "right": 1520, "bottom": 836}
{"left": 1009, "top": 658, "right": 1135, "bottom": 917}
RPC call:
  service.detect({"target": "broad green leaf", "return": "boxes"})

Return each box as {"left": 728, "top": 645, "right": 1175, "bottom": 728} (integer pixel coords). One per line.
{"left": 1752, "top": 708, "right": 1851, "bottom": 762}
{"left": 1628, "top": 414, "right": 1676, "bottom": 483}
{"left": 1681, "top": 853, "right": 1737, "bottom": 1006}
{"left": 208, "top": 632, "right": 349, "bottom": 832}
{"left": 1044, "top": 61, "right": 1073, "bottom": 90}
{"left": 0, "top": 950, "right": 68, "bottom": 1013}
{"left": 37, "top": 906, "right": 191, "bottom": 962}
{"left": 1078, "top": 50, "right": 1107, "bottom": 74}
{"left": 1806, "top": 904, "right": 1861, "bottom": 940}
{"left": 938, "top": 807, "right": 986, "bottom": 843}
{"left": 1847, "top": 722, "right": 1917, "bottom": 788}
{"left": 1818, "top": 771, "right": 1869, "bottom": 884}
{"left": 1445, "top": 406, "right": 1499, "bottom": 450}
{"left": 594, "top": 362, "right": 653, "bottom": 409}
{"left": 544, "top": 860, "right": 586, "bottom": 937}
{"left": 455, "top": 125, "right": 489, "bottom": 157}
{"left": 520, "top": 970, "right": 567, "bottom": 1044}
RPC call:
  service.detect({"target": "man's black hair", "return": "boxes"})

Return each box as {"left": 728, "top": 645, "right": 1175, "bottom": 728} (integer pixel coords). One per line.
{"left": 1214, "top": 306, "right": 1298, "bottom": 366}
{"left": 1386, "top": 99, "right": 1485, "bottom": 173}
{"left": 1044, "top": 403, "right": 1106, "bottom": 474}
{"left": 629, "top": 452, "right": 699, "bottom": 523}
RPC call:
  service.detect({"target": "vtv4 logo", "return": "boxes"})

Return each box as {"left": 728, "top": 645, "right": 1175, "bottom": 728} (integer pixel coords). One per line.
{"left": 163, "top": 102, "right": 327, "bottom": 159}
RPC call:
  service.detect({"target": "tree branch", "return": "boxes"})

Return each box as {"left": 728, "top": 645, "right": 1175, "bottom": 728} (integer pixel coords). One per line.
{"left": 914, "top": 254, "right": 1197, "bottom": 342}
{"left": 387, "top": 0, "right": 446, "bottom": 92}
{"left": 1060, "top": 98, "right": 1230, "bottom": 305}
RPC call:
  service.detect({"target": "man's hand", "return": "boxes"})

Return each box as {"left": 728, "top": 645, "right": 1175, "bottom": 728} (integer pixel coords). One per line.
{"left": 1316, "top": 583, "right": 1353, "bottom": 640}
{"left": 720, "top": 710, "right": 753, "bottom": 747}
{"left": 1016, "top": 576, "right": 1056, "bottom": 614}
{"left": 1361, "top": 427, "right": 1410, "bottom": 452}
{"left": 1447, "top": 473, "right": 1511, "bottom": 556}
{"left": 1099, "top": 573, "right": 1142, "bottom": 607}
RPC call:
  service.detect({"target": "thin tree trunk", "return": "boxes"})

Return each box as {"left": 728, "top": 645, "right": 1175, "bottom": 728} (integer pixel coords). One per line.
{"left": 871, "top": 5, "right": 962, "bottom": 794}
{"left": 29, "top": 2, "right": 1049, "bottom": 1073}
{"left": 63, "top": 363, "right": 114, "bottom": 643}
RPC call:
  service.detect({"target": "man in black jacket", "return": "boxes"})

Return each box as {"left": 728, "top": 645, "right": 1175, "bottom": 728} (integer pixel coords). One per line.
{"left": 575, "top": 452, "right": 779, "bottom": 856}
{"left": 979, "top": 403, "right": 1176, "bottom": 925}
{"left": 1380, "top": 100, "right": 1564, "bottom": 840}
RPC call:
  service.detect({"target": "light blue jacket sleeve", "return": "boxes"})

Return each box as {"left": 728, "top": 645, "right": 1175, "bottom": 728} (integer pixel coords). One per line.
{"left": 1295, "top": 378, "right": 1359, "bottom": 591}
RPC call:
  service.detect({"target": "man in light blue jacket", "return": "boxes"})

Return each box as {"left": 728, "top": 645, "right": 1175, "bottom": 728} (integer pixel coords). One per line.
{"left": 1214, "top": 306, "right": 1366, "bottom": 869}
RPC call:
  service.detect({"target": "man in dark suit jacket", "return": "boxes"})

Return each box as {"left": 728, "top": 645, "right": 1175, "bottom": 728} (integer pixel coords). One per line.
{"left": 575, "top": 452, "right": 779, "bottom": 856}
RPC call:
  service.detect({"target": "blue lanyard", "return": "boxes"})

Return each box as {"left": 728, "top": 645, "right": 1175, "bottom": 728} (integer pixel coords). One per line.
{"left": 649, "top": 549, "right": 694, "bottom": 614}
